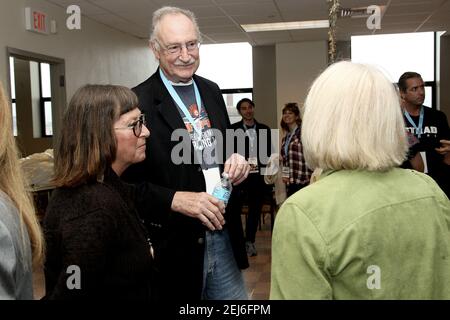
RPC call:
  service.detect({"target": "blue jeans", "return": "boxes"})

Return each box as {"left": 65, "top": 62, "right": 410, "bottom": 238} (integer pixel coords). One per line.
{"left": 202, "top": 228, "right": 248, "bottom": 300}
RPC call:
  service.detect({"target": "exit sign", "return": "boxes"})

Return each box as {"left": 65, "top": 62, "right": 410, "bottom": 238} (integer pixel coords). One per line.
{"left": 25, "top": 7, "right": 49, "bottom": 34}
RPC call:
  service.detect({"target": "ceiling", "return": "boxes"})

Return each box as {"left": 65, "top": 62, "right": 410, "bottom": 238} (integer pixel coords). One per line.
{"left": 46, "top": 0, "right": 450, "bottom": 45}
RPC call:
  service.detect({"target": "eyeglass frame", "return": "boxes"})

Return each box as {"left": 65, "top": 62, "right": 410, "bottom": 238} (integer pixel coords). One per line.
{"left": 114, "top": 113, "right": 147, "bottom": 137}
{"left": 155, "top": 39, "right": 201, "bottom": 55}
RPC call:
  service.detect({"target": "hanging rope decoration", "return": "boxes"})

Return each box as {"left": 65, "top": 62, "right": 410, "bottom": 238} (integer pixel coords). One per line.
{"left": 327, "top": 0, "right": 340, "bottom": 64}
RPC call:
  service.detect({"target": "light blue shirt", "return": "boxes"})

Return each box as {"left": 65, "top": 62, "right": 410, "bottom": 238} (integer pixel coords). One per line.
{"left": 0, "top": 191, "right": 34, "bottom": 300}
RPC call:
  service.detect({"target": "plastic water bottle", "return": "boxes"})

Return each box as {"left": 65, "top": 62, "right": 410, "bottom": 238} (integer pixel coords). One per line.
{"left": 212, "top": 173, "right": 232, "bottom": 205}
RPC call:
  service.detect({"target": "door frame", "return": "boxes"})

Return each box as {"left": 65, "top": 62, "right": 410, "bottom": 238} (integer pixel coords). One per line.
{"left": 6, "top": 47, "right": 67, "bottom": 148}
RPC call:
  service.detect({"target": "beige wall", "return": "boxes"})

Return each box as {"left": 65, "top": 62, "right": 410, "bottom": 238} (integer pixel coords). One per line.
{"left": 275, "top": 41, "right": 328, "bottom": 125}
{"left": 440, "top": 34, "right": 450, "bottom": 119}
{"left": 252, "top": 41, "right": 328, "bottom": 132}
{"left": 252, "top": 45, "right": 277, "bottom": 129}
{"left": 251, "top": 41, "right": 328, "bottom": 156}
{"left": 0, "top": 0, "right": 157, "bottom": 101}
{"left": 0, "top": 0, "right": 158, "bottom": 155}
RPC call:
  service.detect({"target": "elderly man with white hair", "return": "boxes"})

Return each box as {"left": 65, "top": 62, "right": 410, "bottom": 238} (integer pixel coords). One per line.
{"left": 123, "top": 6, "right": 250, "bottom": 300}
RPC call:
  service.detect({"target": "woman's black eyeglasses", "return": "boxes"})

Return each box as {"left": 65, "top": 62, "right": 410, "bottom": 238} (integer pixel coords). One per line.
{"left": 114, "top": 114, "right": 147, "bottom": 137}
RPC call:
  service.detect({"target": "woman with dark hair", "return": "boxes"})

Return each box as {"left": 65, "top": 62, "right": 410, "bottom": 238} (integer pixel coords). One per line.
{"left": 280, "top": 102, "right": 312, "bottom": 197}
{"left": 0, "top": 82, "right": 45, "bottom": 299}
{"left": 43, "top": 84, "right": 155, "bottom": 300}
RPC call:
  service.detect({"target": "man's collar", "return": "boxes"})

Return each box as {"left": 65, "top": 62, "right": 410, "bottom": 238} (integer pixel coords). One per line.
{"left": 159, "top": 67, "right": 194, "bottom": 86}
{"left": 169, "top": 78, "right": 193, "bottom": 86}
{"left": 403, "top": 105, "right": 422, "bottom": 116}
{"left": 243, "top": 119, "right": 256, "bottom": 127}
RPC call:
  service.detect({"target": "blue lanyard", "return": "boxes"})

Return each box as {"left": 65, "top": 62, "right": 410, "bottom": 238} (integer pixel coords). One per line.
{"left": 283, "top": 128, "right": 296, "bottom": 157}
{"left": 404, "top": 106, "right": 424, "bottom": 139}
{"left": 159, "top": 69, "right": 203, "bottom": 137}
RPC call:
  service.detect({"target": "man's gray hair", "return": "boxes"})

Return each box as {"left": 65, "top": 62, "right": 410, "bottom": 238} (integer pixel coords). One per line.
{"left": 150, "top": 6, "right": 202, "bottom": 50}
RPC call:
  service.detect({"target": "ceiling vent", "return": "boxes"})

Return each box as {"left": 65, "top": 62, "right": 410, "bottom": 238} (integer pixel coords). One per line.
{"left": 339, "top": 5, "right": 386, "bottom": 18}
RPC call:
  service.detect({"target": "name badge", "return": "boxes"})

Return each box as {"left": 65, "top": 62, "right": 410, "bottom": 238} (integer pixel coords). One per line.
{"left": 282, "top": 166, "right": 290, "bottom": 178}
{"left": 248, "top": 157, "right": 259, "bottom": 173}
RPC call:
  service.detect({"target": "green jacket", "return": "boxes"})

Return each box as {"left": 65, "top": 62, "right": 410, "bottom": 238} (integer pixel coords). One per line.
{"left": 270, "top": 168, "right": 450, "bottom": 299}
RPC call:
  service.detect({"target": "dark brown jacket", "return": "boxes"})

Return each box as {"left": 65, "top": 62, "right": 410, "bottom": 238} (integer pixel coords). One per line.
{"left": 44, "top": 168, "right": 157, "bottom": 300}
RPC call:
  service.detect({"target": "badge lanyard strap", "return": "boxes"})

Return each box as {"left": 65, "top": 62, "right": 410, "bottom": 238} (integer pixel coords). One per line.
{"left": 404, "top": 106, "right": 424, "bottom": 139}
{"left": 283, "top": 128, "right": 296, "bottom": 158}
{"left": 159, "top": 69, "right": 203, "bottom": 137}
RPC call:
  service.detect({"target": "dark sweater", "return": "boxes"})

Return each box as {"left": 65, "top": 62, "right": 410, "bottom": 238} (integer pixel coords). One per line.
{"left": 44, "top": 168, "right": 157, "bottom": 300}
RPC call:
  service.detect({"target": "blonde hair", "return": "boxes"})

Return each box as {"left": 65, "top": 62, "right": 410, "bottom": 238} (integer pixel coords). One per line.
{"left": 0, "top": 83, "right": 45, "bottom": 268}
{"left": 302, "top": 61, "right": 408, "bottom": 172}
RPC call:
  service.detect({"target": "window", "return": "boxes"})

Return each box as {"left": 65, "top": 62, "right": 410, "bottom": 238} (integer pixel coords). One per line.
{"left": 9, "top": 58, "right": 54, "bottom": 137}
{"left": 352, "top": 32, "right": 435, "bottom": 107}
{"left": 40, "top": 63, "right": 53, "bottom": 136}
{"left": 197, "top": 42, "right": 253, "bottom": 123}
{"left": 221, "top": 89, "right": 253, "bottom": 124}
{"left": 9, "top": 57, "right": 18, "bottom": 136}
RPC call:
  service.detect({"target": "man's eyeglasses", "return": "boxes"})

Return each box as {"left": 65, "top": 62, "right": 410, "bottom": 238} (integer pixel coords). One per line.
{"left": 114, "top": 114, "right": 147, "bottom": 137}
{"left": 157, "top": 40, "right": 201, "bottom": 55}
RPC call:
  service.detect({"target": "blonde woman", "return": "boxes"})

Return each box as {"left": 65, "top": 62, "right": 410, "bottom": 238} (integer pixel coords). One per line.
{"left": 270, "top": 61, "right": 450, "bottom": 299}
{"left": 0, "top": 83, "right": 45, "bottom": 299}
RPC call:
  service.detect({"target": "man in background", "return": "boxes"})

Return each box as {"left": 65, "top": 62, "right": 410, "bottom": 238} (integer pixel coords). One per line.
{"left": 399, "top": 71, "right": 450, "bottom": 197}
{"left": 229, "top": 98, "right": 273, "bottom": 256}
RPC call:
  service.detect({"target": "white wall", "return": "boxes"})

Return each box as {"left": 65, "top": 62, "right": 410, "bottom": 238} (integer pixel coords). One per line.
{"left": 275, "top": 41, "right": 328, "bottom": 124}
{"left": 0, "top": 0, "right": 158, "bottom": 101}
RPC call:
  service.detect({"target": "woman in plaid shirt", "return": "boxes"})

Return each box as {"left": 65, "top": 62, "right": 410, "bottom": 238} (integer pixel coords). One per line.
{"left": 280, "top": 103, "right": 313, "bottom": 197}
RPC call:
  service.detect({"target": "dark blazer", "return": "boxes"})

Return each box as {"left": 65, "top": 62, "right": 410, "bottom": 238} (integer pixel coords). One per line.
{"left": 229, "top": 119, "right": 273, "bottom": 198}
{"left": 230, "top": 119, "right": 272, "bottom": 172}
{"left": 44, "top": 168, "right": 157, "bottom": 300}
{"left": 123, "top": 69, "right": 248, "bottom": 299}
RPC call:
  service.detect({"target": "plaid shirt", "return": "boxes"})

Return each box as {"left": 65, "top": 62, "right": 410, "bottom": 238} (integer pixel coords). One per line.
{"left": 281, "top": 126, "right": 312, "bottom": 185}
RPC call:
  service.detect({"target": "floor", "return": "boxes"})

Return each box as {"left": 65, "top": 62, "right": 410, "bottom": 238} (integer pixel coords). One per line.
{"left": 33, "top": 211, "right": 274, "bottom": 300}
{"left": 242, "top": 212, "right": 273, "bottom": 300}
{"left": 33, "top": 265, "right": 45, "bottom": 300}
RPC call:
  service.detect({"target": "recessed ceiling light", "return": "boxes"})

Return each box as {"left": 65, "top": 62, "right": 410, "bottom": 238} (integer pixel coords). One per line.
{"left": 241, "top": 20, "right": 330, "bottom": 32}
